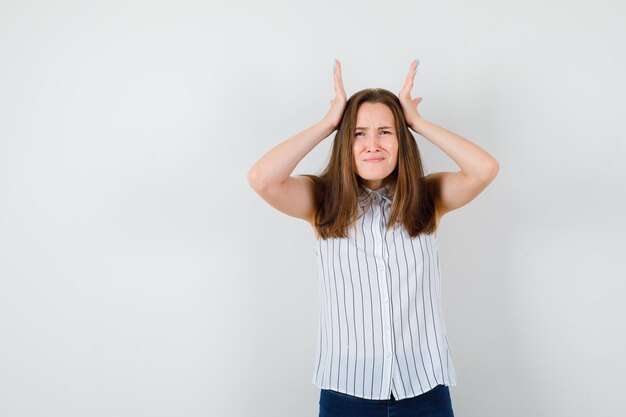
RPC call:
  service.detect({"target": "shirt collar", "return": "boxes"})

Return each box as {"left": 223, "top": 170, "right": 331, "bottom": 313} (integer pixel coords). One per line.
{"left": 359, "top": 182, "right": 395, "bottom": 203}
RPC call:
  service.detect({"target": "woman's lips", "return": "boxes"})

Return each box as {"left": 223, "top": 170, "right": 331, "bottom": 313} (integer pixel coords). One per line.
{"left": 364, "top": 158, "right": 384, "bottom": 163}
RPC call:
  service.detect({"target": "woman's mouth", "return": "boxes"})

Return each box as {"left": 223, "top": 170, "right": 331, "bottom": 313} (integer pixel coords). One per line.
{"left": 364, "top": 158, "right": 384, "bottom": 163}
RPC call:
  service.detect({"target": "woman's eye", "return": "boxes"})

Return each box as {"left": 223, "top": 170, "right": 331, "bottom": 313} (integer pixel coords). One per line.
{"left": 381, "top": 130, "right": 391, "bottom": 135}
{"left": 355, "top": 132, "right": 365, "bottom": 136}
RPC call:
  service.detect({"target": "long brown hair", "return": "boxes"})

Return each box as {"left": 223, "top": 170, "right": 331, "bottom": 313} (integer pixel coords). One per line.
{"left": 302, "top": 88, "right": 438, "bottom": 240}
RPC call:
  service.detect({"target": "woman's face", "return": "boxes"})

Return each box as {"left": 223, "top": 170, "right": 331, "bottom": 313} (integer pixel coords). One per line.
{"left": 352, "top": 102, "right": 399, "bottom": 190}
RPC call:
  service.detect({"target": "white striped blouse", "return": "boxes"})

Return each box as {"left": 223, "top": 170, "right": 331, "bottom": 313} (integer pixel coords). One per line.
{"left": 311, "top": 182, "right": 457, "bottom": 400}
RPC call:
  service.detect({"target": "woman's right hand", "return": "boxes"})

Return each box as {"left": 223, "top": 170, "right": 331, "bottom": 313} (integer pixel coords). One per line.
{"left": 321, "top": 59, "right": 347, "bottom": 132}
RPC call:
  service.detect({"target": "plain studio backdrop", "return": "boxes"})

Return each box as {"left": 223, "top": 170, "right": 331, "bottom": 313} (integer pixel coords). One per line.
{"left": 0, "top": 1, "right": 624, "bottom": 416}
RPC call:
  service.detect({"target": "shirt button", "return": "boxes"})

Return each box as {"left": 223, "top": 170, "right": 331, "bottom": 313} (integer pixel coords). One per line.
{"left": 378, "top": 266, "right": 384, "bottom": 271}
{"left": 386, "top": 351, "right": 392, "bottom": 358}
{"left": 383, "top": 296, "right": 389, "bottom": 302}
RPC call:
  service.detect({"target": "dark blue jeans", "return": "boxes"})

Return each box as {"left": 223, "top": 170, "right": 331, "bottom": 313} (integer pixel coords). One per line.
{"left": 319, "top": 384, "right": 454, "bottom": 417}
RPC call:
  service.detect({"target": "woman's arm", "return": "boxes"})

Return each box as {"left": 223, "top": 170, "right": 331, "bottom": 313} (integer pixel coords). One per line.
{"left": 247, "top": 59, "right": 347, "bottom": 223}
{"left": 398, "top": 59, "right": 499, "bottom": 216}
{"left": 413, "top": 118, "right": 499, "bottom": 216}
{"left": 412, "top": 118, "right": 499, "bottom": 182}
{"left": 247, "top": 120, "right": 334, "bottom": 190}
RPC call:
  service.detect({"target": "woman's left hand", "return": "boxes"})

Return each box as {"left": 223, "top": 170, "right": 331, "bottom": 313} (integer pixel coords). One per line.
{"left": 398, "top": 59, "right": 425, "bottom": 132}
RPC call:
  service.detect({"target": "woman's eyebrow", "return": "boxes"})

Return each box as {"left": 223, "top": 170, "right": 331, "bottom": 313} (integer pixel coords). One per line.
{"left": 355, "top": 126, "right": 394, "bottom": 130}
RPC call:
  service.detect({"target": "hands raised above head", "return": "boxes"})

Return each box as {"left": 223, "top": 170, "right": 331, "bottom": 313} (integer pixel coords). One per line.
{"left": 398, "top": 59, "right": 425, "bottom": 132}
{"left": 320, "top": 59, "right": 425, "bottom": 133}
{"left": 321, "top": 59, "right": 347, "bottom": 132}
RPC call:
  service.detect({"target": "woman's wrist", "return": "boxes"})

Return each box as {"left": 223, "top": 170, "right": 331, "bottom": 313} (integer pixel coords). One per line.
{"left": 409, "top": 117, "right": 429, "bottom": 135}
{"left": 317, "top": 117, "right": 339, "bottom": 136}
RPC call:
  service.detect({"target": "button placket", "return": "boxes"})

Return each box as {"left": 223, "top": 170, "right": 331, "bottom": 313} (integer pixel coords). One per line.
{"left": 372, "top": 193, "right": 394, "bottom": 391}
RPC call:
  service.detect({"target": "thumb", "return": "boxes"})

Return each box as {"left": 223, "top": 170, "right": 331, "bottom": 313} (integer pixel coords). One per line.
{"left": 412, "top": 97, "right": 423, "bottom": 107}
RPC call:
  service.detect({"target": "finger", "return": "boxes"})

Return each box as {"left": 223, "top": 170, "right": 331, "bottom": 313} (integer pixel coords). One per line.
{"left": 334, "top": 60, "right": 346, "bottom": 97}
{"left": 334, "top": 60, "right": 340, "bottom": 83}
{"left": 399, "top": 60, "right": 416, "bottom": 98}
{"left": 332, "top": 59, "right": 340, "bottom": 94}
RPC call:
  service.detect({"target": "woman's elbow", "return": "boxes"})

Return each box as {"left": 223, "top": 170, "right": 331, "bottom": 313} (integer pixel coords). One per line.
{"left": 484, "top": 159, "right": 499, "bottom": 182}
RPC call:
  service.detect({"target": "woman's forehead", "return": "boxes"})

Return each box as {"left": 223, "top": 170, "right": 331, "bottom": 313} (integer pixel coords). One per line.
{"left": 356, "top": 102, "right": 395, "bottom": 126}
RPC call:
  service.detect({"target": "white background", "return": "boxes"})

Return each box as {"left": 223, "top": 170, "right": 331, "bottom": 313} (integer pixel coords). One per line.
{"left": 1, "top": 1, "right": 624, "bottom": 416}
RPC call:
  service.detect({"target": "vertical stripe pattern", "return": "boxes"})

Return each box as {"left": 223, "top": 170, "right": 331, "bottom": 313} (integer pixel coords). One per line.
{"left": 311, "top": 184, "right": 457, "bottom": 400}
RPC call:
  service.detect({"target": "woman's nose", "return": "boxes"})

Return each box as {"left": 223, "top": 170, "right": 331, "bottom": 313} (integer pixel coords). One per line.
{"left": 365, "top": 133, "right": 382, "bottom": 148}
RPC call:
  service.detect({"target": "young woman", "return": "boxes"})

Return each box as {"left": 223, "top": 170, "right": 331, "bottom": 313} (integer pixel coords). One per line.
{"left": 248, "top": 59, "right": 499, "bottom": 417}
